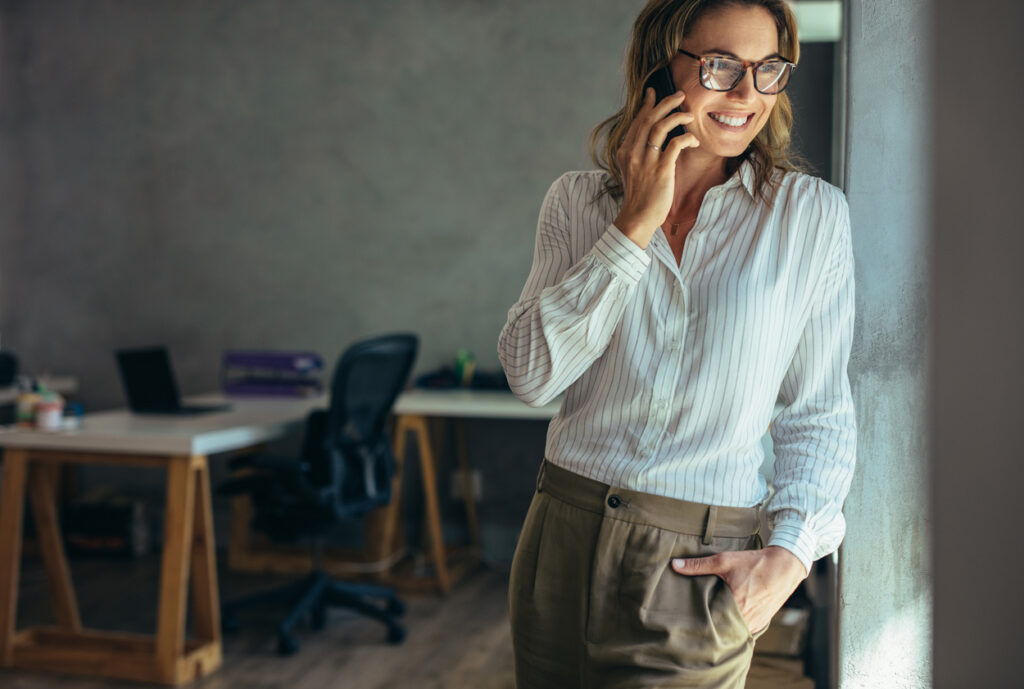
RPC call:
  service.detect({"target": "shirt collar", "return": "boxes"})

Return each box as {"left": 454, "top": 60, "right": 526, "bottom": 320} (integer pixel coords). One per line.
{"left": 722, "top": 157, "right": 758, "bottom": 199}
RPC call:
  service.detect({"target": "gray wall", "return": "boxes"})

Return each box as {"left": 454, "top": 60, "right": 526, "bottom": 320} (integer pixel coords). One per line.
{"left": 0, "top": 0, "right": 646, "bottom": 563}
{"left": 0, "top": 0, "right": 644, "bottom": 408}
{"left": 839, "top": 0, "right": 931, "bottom": 686}
{"left": 932, "top": 2, "right": 1023, "bottom": 687}
{"left": 0, "top": 0, "right": 838, "bottom": 411}
{"left": 0, "top": 0, "right": 836, "bottom": 559}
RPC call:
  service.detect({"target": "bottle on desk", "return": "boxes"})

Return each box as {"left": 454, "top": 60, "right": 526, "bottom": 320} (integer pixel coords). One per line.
{"left": 35, "top": 394, "right": 64, "bottom": 430}
{"left": 17, "top": 385, "right": 65, "bottom": 431}
{"left": 15, "top": 390, "right": 41, "bottom": 427}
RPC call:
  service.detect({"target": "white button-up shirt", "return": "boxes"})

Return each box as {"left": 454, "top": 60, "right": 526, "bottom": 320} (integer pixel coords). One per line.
{"left": 498, "top": 161, "right": 856, "bottom": 572}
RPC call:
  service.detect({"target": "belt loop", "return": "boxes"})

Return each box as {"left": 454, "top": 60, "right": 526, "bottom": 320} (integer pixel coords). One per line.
{"left": 536, "top": 459, "right": 547, "bottom": 493}
{"left": 702, "top": 505, "right": 718, "bottom": 545}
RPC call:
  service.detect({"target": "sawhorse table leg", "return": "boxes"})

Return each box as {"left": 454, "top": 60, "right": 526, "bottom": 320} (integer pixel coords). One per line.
{"left": 0, "top": 449, "right": 222, "bottom": 685}
{"left": 389, "top": 414, "right": 482, "bottom": 594}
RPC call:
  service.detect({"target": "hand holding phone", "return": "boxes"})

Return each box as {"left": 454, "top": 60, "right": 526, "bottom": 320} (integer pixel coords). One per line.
{"left": 612, "top": 71, "right": 696, "bottom": 250}
{"left": 643, "top": 67, "right": 687, "bottom": 144}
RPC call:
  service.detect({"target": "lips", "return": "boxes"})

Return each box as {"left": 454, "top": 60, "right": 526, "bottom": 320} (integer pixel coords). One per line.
{"left": 709, "top": 112, "right": 753, "bottom": 128}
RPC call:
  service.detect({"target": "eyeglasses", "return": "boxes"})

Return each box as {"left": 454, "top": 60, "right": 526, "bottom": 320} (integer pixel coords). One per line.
{"left": 677, "top": 48, "right": 795, "bottom": 95}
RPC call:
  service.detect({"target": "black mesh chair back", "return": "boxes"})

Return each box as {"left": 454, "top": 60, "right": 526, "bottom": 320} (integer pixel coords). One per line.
{"left": 218, "top": 334, "right": 416, "bottom": 654}
{"left": 0, "top": 352, "right": 18, "bottom": 386}
{"left": 308, "top": 334, "right": 418, "bottom": 517}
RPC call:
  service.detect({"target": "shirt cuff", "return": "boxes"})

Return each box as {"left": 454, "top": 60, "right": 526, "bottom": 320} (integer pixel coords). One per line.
{"left": 766, "top": 514, "right": 816, "bottom": 576}
{"left": 592, "top": 224, "right": 651, "bottom": 285}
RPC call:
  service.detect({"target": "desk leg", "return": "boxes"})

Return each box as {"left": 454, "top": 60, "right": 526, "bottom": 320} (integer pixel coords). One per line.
{"left": 380, "top": 423, "right": 406, "bottom": 562}
{"left": 27, "top": 462, "right": 82, "bottom": 632}
{"left": 0, "top": 449, "right": 29, "bottom": 665}
{"left": 453, "top": 419, "right": 481, "bottom": 551}
{"left": 155, "top": 455, "right": 198, "bottom": 683}
{"left": 421, "top": 418, "right": 446, "bottom": 555}
{"left": 395, "top": 415, "right": 450, "bottom": 593}
{"left": 227, "top": 492, "right": 254, "bottom": 571}
{"left": 224, "top": 445, "right": 265, "bottom": 572}
{"left": 188, "top": 458, "right": 220, "bottom": 648}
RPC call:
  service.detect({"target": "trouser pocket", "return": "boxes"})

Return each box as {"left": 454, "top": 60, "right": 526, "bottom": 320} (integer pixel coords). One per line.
{"left": 586, "top": 521, "right": 761, "bottom": 676}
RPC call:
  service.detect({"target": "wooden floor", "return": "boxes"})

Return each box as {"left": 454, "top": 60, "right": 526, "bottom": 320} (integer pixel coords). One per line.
{"left": 1, "top": 553, "right": 816, "bottom": 689}
{"left": 1, "top": 553, "right": 515, "bottom": 689}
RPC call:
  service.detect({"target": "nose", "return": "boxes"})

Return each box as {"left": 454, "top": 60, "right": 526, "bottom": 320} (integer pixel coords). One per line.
{"left": 727, "top": 68, "right": 758, "bottom": 102}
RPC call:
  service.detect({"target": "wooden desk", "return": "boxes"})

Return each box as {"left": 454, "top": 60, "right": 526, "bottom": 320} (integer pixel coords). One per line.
{"left": 0, "top": 395, "right": 319, "bottom": 685}
{"left": 388, "top": 389, "right": 560, "bottom": 594}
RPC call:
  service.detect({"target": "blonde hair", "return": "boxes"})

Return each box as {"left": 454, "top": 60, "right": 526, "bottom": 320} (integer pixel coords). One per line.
{"left": 590, "top": 0, "right": 804, "bottom": 202}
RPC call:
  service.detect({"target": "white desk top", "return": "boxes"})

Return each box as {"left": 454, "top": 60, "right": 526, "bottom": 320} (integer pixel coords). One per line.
{"left": 0, "top": 388, "right": 556, "bottom": 457}
{"left": 392, "top": 388, "right": 561, "bottom": 420}
{"left": 0, "top": 394, "right": 322, "bottom": 456}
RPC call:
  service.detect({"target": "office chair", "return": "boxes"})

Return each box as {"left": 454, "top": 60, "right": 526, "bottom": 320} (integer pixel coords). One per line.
{"left": 0, "top": 352, "right": 18, "bottom": 425}
{"left": 0, "top": 351, "right": 17, "bottom": 386}
{"left": 218, "top": 333, "right": 418, "bottom": 656}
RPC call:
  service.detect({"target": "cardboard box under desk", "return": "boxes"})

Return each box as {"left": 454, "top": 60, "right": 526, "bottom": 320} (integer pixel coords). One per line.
{"left": 754, "top": 605, "right": 811, "bottom": 657}
{"left": 746, "top": 656, "right": 814, "bottom": 689}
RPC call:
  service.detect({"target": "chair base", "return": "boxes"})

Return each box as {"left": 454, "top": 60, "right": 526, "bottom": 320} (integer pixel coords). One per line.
{"left": 222, "top": 571, "right": 406, "bottom": 656}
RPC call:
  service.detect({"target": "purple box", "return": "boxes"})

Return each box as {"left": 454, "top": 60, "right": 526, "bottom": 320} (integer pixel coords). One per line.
{"left": 221, "top": 350, "right": 324, "bottom": 397}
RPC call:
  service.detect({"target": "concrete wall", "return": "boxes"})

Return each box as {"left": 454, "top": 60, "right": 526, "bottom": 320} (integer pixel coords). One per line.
{"left": 0, "top": 0, "right": 644, "bottom": 408}
{"left": 0, "top": 0, "right": 834, "bottom": 408}
{"left": 932, "top": 2, "right": 1024, "bottom": 687}
{"left": 0, "top": 0, "right": 837, "bottom": 560}
{"left": 839, "top": 0, "right": 931, "bottom": 687}
{"left": 0, "top": 0, "right": 649, "bottom": 564}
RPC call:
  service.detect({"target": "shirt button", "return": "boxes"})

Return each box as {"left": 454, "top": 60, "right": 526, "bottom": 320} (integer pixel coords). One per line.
{"left": 607, "top": 495, "right": 622, "bottom": 509}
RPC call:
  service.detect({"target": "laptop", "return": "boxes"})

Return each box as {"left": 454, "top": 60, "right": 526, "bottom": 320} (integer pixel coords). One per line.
{"left": 116, "top": 347, "right": 231, "bottom": 415}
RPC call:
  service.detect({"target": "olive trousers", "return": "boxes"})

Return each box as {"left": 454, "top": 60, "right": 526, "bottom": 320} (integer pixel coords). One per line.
{"left": 509, "top": 459, "right": 763, "bottom": 689}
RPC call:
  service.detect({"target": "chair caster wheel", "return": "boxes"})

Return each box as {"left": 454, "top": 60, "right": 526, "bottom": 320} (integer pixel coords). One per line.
{"left": 221, "top": 611, "right": 240, "bottom": 634}
{"left": 277, "top": 633, "right": 300, "bottom": 656}
{"left": 387, "top": 624, "right": 406, "bottom": 644}
{"left": 386, "top": 598, "right": 406, "bottom": 616}
{"left": 311, "top": 606, "right": 327, "bottom": 630}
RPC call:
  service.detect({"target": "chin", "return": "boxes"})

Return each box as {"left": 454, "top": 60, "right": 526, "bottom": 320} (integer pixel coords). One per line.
{"left": 705, "top": 141, "right": 755, "bottom": 160}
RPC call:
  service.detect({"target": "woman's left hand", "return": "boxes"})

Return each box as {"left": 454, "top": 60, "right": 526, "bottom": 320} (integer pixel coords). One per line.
{"left": 671, "top": 546, "right": 807, "bottom": 635}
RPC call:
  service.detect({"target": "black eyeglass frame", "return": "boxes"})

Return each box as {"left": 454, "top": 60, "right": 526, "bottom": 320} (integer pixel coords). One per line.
{"left": 677, "top": 48, "right": 796, "bottom": 94}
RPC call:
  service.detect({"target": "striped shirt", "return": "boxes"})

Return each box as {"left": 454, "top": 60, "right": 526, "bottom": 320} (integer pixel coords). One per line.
{"left": 497, "top": 160, "right": 856, "bottom": 572}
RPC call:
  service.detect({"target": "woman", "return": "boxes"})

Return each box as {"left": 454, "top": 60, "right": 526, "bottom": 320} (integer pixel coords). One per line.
{"left": 497, "top": 0, "right": 856, "bottom": 687}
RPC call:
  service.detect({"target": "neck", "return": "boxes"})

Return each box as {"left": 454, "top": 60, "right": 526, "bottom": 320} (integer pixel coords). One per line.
{"left": 666, "top": 152, "right": 731, "bottom": 220}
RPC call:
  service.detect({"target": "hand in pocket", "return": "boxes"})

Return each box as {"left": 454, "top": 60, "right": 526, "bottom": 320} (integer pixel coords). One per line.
{"left": 671, "top": 545, "right": 806, "bottom": 634}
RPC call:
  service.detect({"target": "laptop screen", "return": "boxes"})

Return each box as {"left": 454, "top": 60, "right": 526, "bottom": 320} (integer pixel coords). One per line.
{"left": 116, "top": 347, "right": 183, "bottom": 412}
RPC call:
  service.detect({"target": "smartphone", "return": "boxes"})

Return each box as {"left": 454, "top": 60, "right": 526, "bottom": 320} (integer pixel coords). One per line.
{"left": 643, "top": 66, "right": 687, "bottom": 143}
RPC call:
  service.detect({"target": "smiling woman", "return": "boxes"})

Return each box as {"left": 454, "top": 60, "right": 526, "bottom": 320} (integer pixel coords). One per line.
{"left": 591, "top": 0, "right": 804, "bottom": 205}
{"left": 497, "top": 0, "right": 857, "bottom": 687}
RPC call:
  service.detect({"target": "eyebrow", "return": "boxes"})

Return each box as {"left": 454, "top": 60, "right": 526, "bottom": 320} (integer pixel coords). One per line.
{"left": 703, "top": 47, "right": 784, "bottom": 61}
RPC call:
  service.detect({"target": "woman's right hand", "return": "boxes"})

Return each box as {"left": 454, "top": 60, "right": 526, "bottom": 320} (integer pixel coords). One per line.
{"left": 613, "top": 87, "right": 699, "bottom": 248}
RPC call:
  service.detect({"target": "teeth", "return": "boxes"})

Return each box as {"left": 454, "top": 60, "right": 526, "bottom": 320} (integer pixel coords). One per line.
{"left": 710, "top": 113, "right": 748, "bottom": 127}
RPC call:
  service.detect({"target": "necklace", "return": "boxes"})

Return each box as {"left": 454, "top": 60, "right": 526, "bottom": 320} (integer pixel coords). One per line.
{"left": 666, "top": 216, "right": 696, "bottom": 236}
